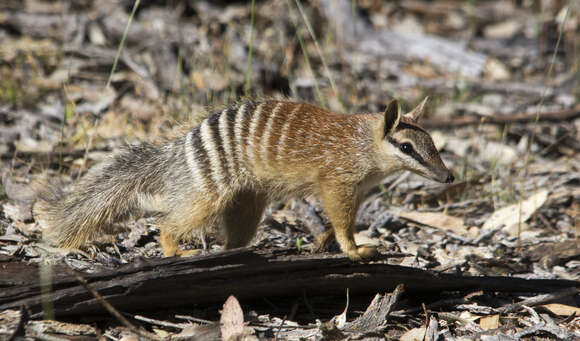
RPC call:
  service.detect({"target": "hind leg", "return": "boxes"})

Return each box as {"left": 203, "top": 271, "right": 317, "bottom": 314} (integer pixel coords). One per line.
{"left": 159, "top": 199, "right": 219, "bottom": 257}
{"left": 159, "top": 227, "right": 200, "bottom": 257}
{"left": 160, "top": 226, "right": 179, "bottom": 257}
{"left": 223, "top": 190, "right": 267, "bottom": 249}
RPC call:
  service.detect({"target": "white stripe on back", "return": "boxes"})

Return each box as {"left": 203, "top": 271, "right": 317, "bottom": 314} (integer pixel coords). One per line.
{"left": 200, "top": 120, "right": 225, "bottom": 191}
{"left": 233, "top": 103, "right": 247, "bottom": 171}
{"left": 247, "top": 102, "right": 265, "bottom": 166}
{"left": 218, "top": 109, "right": 234, "bottom": 181}
{"left": 261, "top": 102, "right": 283, "bottom": 162}
{"left": 276, "top": 104, "right": 300, "bottom": 161}
{"left": 184, "top": 131, "right": 208, "bottom": 192}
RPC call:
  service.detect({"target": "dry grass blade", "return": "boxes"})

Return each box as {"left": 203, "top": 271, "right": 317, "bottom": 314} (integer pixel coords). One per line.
{"left": 106, "top": 0, "right": 141, "bottom": 89}
{"left": 244, "top": 0, "right": 256, "bottom": 96}
{"left": 294, "top": 0, "right": 343, "bottom": 110}
{"left": 285, "top": 0, "right": 326, "bottom": 107}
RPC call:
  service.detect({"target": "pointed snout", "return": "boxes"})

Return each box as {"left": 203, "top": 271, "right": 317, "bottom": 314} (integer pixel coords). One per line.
{"left": 445, "top": 173, "right": 454, "bottom": 183}
{"left": 432, "top": 169, "right": 454, "bottom": 184}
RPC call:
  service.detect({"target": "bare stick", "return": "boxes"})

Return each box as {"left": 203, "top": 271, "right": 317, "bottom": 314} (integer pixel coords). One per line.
{"left": 498, "top": 287, "right": 579, "bottom": 314}
{"left": 421, "top": 105, "right": 580, "bottom": 129}
{"left": 174, "top": 315, "right": 214, "bottom": 325}
{"left": 134, "top": 314, "right": 188, "bottom": 330}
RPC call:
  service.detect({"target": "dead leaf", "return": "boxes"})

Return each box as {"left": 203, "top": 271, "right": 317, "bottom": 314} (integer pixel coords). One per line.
{"left": 404, "top": 63, "right": 439, "bottom": 78}
{"left": 430, "top": 131, "right": 447, "bottom": 151}
{"left": 541, "top": 303, "right": 580, "bottom": 316}
{"left": 484, "top": 58, "right": 510, "bottom": 81}
{"left": 482, "top": 189, "right": 549, "bottom": 231}
{"left": 220, "top": 295, "right": 254, "bottom": 341}
{"left": 400, "top": 327, "right": 426, "bottom": 341}
{"left": 483, "top": 20, "right": 522, "bottom": 39}
{"left": 118, "top": 336, "right": 138, "bottom": 341}
{"left": 177, "top": 324, "right": 221, "bottom": 339}
{"left": 192, "top": 69, "right": 229, "bottom": 91}
{"left": 220, "top": 295, "right": 244, "bottom": 340}
{"left": 479, "top": 314, "right": 499, "bottom": 330}
{"left": 1, "top": 174, "right": 36, "bottom": 202}
{"left": 396, "top": 211, "right": 466, "bottom": 235}
{"left": 479, "top": 141, "right": 517, "bottom": 165}
{"left": 3, "top": 202, "right": 33, "bottom": 222}
{"left": 354, "top": 232, "right": 380, "bottom": 246}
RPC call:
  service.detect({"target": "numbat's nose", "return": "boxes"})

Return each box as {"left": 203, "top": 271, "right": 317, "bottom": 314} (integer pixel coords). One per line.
{"left": 446, "top": 173, "right": 455, "bottom": 183}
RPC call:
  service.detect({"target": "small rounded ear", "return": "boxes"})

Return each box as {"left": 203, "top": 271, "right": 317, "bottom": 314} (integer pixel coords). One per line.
{"left": 383, "top": 99, "right": 401, "bottom": 137}
{"left": 405, "top": 96, "right": 429, "bottom": 122}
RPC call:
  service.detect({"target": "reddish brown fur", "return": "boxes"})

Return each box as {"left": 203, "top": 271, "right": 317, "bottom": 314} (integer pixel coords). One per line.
{"left": 35, "top": 98, "right": 452, "bottom": 261}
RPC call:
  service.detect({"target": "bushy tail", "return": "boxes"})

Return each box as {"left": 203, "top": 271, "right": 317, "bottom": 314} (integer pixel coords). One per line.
{"left": 33, "top": 149, "right": 154, "bottom": 249}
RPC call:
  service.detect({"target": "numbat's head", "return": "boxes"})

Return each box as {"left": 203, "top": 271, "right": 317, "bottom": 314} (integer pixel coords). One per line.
{"left": 377, "top": 97, "right": 454, "bottom": 184}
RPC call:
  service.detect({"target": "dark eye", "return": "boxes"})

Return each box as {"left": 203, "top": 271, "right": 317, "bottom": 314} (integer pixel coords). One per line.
{"left": 400, "top": 143, "right": 413, "bottom": 154}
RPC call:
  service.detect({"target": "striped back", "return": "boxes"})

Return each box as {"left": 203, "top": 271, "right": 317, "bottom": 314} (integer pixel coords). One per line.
{"left": 181, "top": 100, "right": 374, "bottom": 194}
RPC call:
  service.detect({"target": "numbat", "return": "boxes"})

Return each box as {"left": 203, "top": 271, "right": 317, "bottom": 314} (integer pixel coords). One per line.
{"left": 35, "top": 98, "right": 454, "bottom": 261}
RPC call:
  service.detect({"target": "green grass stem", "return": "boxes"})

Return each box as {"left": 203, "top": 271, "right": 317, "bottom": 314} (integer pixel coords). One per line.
{"left": 244, "top": 0, "right": 256, "bottom": 96}
{"left": 286, "top": 0, "right": 326, "bottom": 107}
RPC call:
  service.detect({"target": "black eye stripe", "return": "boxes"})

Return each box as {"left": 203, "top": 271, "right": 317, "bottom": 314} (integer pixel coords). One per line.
{"left": 387, "top": 137, "right": 429, "bottom": 168}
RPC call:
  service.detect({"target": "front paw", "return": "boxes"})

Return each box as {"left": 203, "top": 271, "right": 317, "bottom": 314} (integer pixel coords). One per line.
{"left": 345, "top": 245, "right": 377, "bottom": 261}
{"left": 357, "top": 245, "right": 378, "bottom": 259}
{"left": 346, "top": 248, "right": 363, "bottom": 261}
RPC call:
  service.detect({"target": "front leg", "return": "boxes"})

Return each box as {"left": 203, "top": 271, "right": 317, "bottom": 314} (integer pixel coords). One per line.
{"left": 320, "top": 182, "right": 377, "bottom": 261}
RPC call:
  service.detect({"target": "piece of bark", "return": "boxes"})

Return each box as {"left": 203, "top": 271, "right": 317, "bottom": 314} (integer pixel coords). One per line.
{"left": 0, "top": 249, "right": 577, "bottom": 318}
{"left": 0, "top": 308, "right": 24, "bottom": 340}
{"left": 346, "top": 284, "right": 404, "bottom": 332}
{"left": 424, "top": 316, "right": 439, "bottom": 341}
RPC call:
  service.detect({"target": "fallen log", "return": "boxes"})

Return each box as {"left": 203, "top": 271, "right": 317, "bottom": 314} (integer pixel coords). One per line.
{"left": 0, "top": 248, "right": 577, "bottom": 318}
